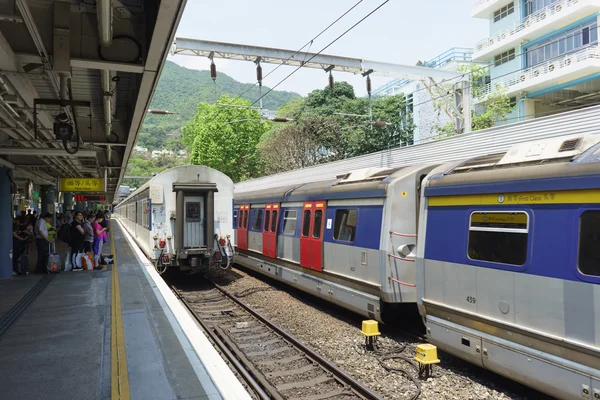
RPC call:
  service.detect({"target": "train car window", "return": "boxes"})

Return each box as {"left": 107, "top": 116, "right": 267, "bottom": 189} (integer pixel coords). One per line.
{"left": 302, "top": 210, "right": 311, "bottom": 237}
{"left": 264, "top": 210, "right": 271, "bottom": 232}
{"left": 270, "top": 210, "right": 278, "bottom": 233}
{"left": 333, "top": 209, "right": 358, "bottom": 242}
{"left": 251, "top": 209, "right": 263, "bottom": 230}
{"left": 313, "top": 210, "right": 323, "bottom": 239}
{"left": 467, "top": 212, "right": 528, "bottom": 266}
{"left": 282, "top": 210, "right": 298, "bottom": 235}
{"left": 243, "top": 210, "right": 249, "bottom": 229}
{"left": 233, "top": 210, "right": 238, "bottom": 228}
{"left": 238, "top": 211, "right": 243, "bottom": 228}
{"left": 578, "top": 210, "right": 600, "bottom": 277}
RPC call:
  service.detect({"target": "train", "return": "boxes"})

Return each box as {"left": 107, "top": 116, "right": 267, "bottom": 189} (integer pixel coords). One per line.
{"left": 115, "top": 135, "right": 600, "bottom": 399}
{"left": 114, "top": 166, "right": 235, "bottom": 273}
{"left": 233, "top": 134, "right": 600, "bottom": 400}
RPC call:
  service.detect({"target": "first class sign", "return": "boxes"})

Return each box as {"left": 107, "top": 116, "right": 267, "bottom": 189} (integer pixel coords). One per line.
{"left": 59, "top": 178, "right": 104, "bottom": 192}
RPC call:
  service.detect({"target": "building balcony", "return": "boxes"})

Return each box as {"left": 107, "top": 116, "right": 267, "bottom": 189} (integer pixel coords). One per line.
{"left": 473, "top": 0, "right": 600, "bottom": 61}
{"left": 475, "top": 45, "right": 600, "bottom": 102}
{"left": 472, "top": 0, "right": 514, "bottom": 18}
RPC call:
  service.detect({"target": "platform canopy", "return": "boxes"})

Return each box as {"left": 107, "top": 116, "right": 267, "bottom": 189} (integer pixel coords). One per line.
{"left": 0, "top": 0, "right": 187, "bottom": 202}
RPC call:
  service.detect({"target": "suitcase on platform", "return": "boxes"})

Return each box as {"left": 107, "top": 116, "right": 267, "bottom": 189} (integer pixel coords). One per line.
{"left": 47, "top": 243, "right": 61, "bottom": 273}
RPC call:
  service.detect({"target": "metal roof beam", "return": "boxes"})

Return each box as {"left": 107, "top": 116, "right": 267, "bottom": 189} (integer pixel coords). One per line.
{"left": 15, "top": 54, "right": 145, "bottom": 74}
{"left": 172, "top": 38, "right": 466, "bottom": 82}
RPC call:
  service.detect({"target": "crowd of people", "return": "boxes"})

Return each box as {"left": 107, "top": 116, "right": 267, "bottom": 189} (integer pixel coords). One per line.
{"left": 12, "top": 209, "right": 111, "bottom": 275}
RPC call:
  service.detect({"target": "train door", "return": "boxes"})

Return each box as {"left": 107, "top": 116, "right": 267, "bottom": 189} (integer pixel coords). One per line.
{"left": 300, "top": 201, "right": 326, "bottom": 271}
{"left": 238, "top": 204, "right": 249, "bottom": 250}
{"left": 262, "top": 203, "right": 279, "bottom": 258}
{"left": 310, "top": 202, "right": 326, "bottom": 271}
{"left": 184, "top": 196, "right": 205, "bottom": 247}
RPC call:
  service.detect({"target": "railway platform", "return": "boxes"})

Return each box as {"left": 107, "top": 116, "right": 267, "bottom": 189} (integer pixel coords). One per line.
{"left": 0, "top": 222, "right": 250, "bottom": 400}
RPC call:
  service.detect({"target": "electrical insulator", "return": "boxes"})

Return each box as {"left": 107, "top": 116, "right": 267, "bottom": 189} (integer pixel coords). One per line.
{"left": 374, "top": 121, "right": 388, "bottom": 127}
{"left": 256, "top": 64, "right": 263, "bottom": 83}
{"left": 329, "top": 72, "right": 334, "bottom": 90}
{"left": 210, "top": 61, "right": 217, "bottom": 81}
{"left": 366, "top": 76, "right": 372, "bottom": 96}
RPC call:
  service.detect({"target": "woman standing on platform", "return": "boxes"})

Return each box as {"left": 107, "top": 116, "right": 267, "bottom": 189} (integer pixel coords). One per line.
{"left": 69, "top": 212, "right": 85, "bottom": 271}
{"left": 93, "top": 213, "right": 107, "bottom": 269}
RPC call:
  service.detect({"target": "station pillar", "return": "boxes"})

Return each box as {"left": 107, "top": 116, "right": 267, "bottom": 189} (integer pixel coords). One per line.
{"left": 0, "top": 168, "right": 13, "bottom": 278}
{"left": 63, "top": 192, "right": 73, "bottom": 212}
{"left": 41, "top": 185, "right": 56, "bottom": 215}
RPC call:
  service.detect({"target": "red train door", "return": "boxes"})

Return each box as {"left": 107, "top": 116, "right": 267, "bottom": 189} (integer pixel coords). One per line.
{"left": 266, "top": 203, "right": 279, "bottom": 258}
{"left": 300, "top": 203, "right": 313, "bottom": 268}
{"left": 300, "top": 202, "right": 326, "bottom": 271}
{"left": 238, "top": 204, "right": 249, "bottom": 250}
{"left": 262, "top": 205, "right": 271, "bottom": 257}
{"left": 310, "top": 201, "right": 326, "bottom": 271}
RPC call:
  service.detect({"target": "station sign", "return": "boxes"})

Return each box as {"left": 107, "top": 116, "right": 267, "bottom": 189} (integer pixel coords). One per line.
{"left": 59, "top": 178, "right": 104, "bottom": 192}
{"left": 75, "top": 195, "right": 106, "bottom": 202}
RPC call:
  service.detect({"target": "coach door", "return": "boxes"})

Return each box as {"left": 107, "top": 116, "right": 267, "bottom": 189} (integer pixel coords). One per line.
{"left": 262, "top": 203, "right": 279, "bottom": 258}
{"left": 300, "top": 201, "right": 326, "bottom": 271}
{"left": 238, "top": 205, "right": 249, "bottom": 250}
{"left": 184, "top": 196, "right": 205, "bottom": 247}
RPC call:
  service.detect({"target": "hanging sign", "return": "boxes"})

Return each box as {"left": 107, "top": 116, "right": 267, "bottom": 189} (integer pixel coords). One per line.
{"left": 60, "top": 178, "right": 104, "bottom": 192}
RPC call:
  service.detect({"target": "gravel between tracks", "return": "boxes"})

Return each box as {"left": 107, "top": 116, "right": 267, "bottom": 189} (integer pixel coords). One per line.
{"left": 205, "top": 267, "right": 538, "bottom": 400}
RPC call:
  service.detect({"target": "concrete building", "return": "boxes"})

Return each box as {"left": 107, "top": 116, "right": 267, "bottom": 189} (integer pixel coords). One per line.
{"left": 473, "top": 0, "right": 600, "bottom": 122}
{"left": 372, "top": 48, "right": 475, "bottom": 144}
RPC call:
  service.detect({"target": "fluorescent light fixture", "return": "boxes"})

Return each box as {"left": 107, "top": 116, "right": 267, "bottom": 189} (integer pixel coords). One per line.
{"left": 0, "top": 147, "right": 97, "bottom": 157}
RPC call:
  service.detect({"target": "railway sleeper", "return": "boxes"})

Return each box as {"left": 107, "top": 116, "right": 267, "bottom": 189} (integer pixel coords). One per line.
{"left": 288, "top": 388, "right": 353, "bottom": 400}
{"left": 266, "top": 364, "right": 318, "bottom": 379}
{"left": 276, "top": 375, "right": 333, "bottom": 391}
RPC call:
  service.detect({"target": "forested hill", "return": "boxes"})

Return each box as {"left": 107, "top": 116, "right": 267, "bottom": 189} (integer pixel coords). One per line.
{"left": 138, "top": 61, "right": 301, "bottom": 150}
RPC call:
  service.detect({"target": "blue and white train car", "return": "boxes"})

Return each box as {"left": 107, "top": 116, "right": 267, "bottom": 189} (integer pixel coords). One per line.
{"left": 234, "top": 164, "right": 438, "bottom": 321}
{"left": 417, "top": 135, "right": 600, "bottom": 399}
{"left": 115, "top": 166, "right": 234, "bottom": 273}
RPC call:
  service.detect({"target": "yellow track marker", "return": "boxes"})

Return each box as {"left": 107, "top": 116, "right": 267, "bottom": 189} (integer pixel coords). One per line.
{"left": 111, "top": 232, "right": 130, "bottom": 400}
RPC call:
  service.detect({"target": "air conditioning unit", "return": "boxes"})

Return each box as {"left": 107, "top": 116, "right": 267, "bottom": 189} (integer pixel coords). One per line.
{"left": 501, "top": 33, "right": 506, "bottom": 40}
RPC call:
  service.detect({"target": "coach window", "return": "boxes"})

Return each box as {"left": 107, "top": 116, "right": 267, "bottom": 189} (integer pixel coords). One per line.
{"left": 467, "top": 211, "right": 528, "bottom": 266}
{"left": 302, "top": 210, "right": 311, "bottom": 237}
{"left": 313, "top": 210, "right": 323, "bottom": 239}
{"left": 282, "top": 210, "right": 297, "bottom": 235}
{"left": 251, "top": 209, "right": 263, "bottom": 230}
{"left": 333, "top": 209, "right": 358, "bottom": 242}
{"left": 271, "top": 210, "right": 278, "bottom": 232}
{"left": 233, "top": 210, "right": 238, "bottom": 228}
{"left": 264, "top": 210, "right": 271, "bottom": 232}
{"left": 578, "top": 210, "right": 600, "bottom": 277}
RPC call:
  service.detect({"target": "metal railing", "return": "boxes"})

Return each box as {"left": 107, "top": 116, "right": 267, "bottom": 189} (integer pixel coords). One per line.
{"left": 475, "top": 0, "right": 583, "bottom": 54}
{"left": 477, "top": 45, "right": 600, "bottom": 99}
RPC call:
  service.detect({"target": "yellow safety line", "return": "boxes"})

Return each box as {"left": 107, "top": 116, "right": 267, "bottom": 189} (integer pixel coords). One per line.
{"left": 111, "top": 232, "right": 130, "bottom": 400}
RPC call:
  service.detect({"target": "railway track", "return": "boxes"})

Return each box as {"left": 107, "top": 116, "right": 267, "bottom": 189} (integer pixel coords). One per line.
{"left": 170, "top": 277, "right": 384, "bottom": 400}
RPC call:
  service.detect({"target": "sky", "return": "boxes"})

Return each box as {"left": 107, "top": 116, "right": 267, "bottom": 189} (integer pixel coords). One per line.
{"left": 167, "top": 0, "right": 489, "bottom": 99}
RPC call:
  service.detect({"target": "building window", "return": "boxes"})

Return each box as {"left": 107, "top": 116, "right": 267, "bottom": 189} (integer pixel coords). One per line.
{"left": 524, "top": 0, "right": 559, "bottom": 17}
{"left": 525, "top": 20, "right": 598, "bottom": 68}
{"left": 493, "top": 2, "right": 514, "bottom": 22}
{"left": 467, "top": 212, "right": 528, "bottom": 266}
{"left": 406, "top": 93, "right": 413, "bottom": 113}
{"left": 509, "top": 97, "right": 517, "bottom": 108}
{"left": 282, "top": 210, "right": 297, "bottom": 235}
{"left": 333, "top": 209, "right": 358, "bottom": 242}
{"left": 578, "top": 211, "right": 600, "bottom": 277}
{"left": 251, "top": 209, "right": 263, "bottom": 230}
{"left": 494, "top": 49, "right": 515, "bottom": 66}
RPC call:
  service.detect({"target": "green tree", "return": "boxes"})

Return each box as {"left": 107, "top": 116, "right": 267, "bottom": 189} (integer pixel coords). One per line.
{"left": 183, "top": 95, "right": 270, "bottom": 182}
{"left": 424, "top": 63, "right": 513, "bottom": 138}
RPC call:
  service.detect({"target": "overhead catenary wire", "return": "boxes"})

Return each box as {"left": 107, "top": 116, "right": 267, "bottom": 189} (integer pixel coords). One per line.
{"left": 247, "top": 0, "right": 391, "bottom": 110}
{"left": 200, "top": 0, "right": 367, "bottom": 124}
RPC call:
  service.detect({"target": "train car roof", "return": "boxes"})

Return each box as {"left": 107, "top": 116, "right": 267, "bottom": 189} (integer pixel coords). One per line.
{"left": 235, "top": 164, "right": 438, "bottom": 204}
{"left": 424, "top": 134, "right": 600, "bottom": 195}
{"left": 116, "top": 165, "right": 232, "bottom": 206}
